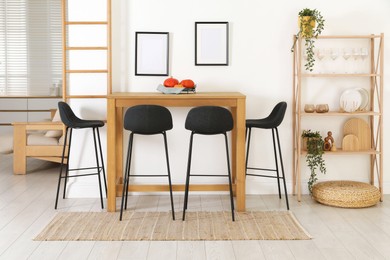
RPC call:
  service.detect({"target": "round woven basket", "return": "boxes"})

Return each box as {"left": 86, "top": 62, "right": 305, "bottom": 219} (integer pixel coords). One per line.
{"left": 312, "top": 180, "right": 380, "bottom": 208}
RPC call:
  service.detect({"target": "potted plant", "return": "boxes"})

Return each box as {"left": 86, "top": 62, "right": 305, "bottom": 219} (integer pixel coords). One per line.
{"left": 301, "top": 130, "right": 326, "bottom": 193}
{"left": 291, "top": 8, "right": 325, "bottom": 71}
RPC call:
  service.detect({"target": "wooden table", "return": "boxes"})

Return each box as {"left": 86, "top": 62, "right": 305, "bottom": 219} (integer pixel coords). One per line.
{"left": 107, "top": 92, "right": 246, "bottom": 212}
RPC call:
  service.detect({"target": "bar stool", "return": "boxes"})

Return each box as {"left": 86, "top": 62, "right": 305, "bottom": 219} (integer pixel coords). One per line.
{"left": 245, "top": 101, "right": 289, "bottom": 210}
{"left": 55, "top": 101, "right": 107, "bottom": 209}
{"left": 120, "top": 105, "right": 175, "bottom": 221}
{"left": 182, "top": 106, "right": 235, "bottom": 221}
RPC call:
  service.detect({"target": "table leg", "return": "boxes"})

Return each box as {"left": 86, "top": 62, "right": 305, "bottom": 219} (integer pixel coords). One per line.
{"left": 116, "top": 107, "right": 123, "bottom": 192}
{"left": 235, "top": 98, "right": 246, "bottom": 211}
{"left": 230, "top": 107, "right": 237, "bottom": 189}
{"left": 107, "top": 99, "right": 117, "bottom": 212}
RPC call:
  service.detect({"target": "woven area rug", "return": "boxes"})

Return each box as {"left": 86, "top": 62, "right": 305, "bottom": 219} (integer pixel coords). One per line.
{"left": 34, "top": 211, "right": 311, "bottom": 241}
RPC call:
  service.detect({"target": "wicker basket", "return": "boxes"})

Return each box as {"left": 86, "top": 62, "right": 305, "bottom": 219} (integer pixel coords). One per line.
{"left": 312, "top": 180, "right": 380, "bottom": 208}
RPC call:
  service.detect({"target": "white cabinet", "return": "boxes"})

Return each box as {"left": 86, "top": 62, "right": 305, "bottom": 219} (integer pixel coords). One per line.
{"left": 292, "top": 34, "right": 384, "bottom": 201}
{"left": 0, "top": 97, "right": 62, "bottom": 134}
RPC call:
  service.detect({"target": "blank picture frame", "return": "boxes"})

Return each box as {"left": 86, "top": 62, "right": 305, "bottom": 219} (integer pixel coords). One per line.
{"left": 195, "top": 22, "right": 229, "bottom": 66}
{"left": 135, "top": 32, "right": 169, "bottom": 76}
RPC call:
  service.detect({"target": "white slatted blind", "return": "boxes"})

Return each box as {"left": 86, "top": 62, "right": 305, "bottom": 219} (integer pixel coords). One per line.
{"left": 0, "top": 0, "right": 62, "bottom": 96}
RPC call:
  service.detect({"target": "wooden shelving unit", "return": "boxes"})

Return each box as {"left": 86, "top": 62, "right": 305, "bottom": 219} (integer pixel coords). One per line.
{"left": 292, "top": 34, "right": 384, "bottom": 201}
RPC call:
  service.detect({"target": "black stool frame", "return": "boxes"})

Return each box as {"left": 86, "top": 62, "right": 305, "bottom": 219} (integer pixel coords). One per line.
{"left": 182, "top": 106, "right": 235, "bottom": 222}
{"left": 119, "top": 131, "right": 175, "bottom": 221}
{"left": 245, "top": 123, "right": 289, "bottom": 210}
{"left": 119, "top": 105, "right": 175, "bottom": 221}
{"left": 55, "top": 125, "right": 107, "bottom": 209}
{"left": 183, "top": 132, "right": 235, "bottom": 221}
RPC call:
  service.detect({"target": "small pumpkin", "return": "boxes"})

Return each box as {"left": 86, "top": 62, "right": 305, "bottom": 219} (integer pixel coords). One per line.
{"left": 180, "top": 79, "right": 195, "bottom": 88}
{"left": 163, "top": 77, "right": 179, "bottom": 88}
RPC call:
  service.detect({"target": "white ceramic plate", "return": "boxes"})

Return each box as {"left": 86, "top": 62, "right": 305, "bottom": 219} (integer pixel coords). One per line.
{"left": 340, "top": 89, "right": 362, "bottom": 112}
{"left": 356, "top": 88, "right": 369, "bottom": 111}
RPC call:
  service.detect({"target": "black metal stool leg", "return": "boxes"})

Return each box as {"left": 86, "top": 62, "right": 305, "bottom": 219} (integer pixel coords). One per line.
{"left": 93, "top": 128, "right": 104, "bottom": 209}
{"left": 272, "top": 129, "right": 282, "bottom": 199}
{"left": 55, "top": 127, "right": 69, "bottom": 209}
{"left": 124, "top": 133, "right": 134, "bottom": 210}
{"left": 163, "top": 132, "right": 175, "bottom": 220}
{"left": 182, "top": 132, "right": 194, "bottom": 221}
{"left": 224, "top": 133, "right": 235, "bottom": 221}
{"left": 245, "top": 127, "right": 252, "bottom": 174}
{"left": 63, "top": 128, "right": 72, "bottom": 199}
{"left": 120, "top": 133, "right": 134, "bottom": 221}
{"left": 96, "top": 128, "right": 107, "bottom": 195}
{"left": 275, "top": 128, "right": 289, "bottom": 210}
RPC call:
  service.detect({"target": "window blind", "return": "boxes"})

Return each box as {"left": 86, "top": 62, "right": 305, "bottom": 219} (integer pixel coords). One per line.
{"left": 0, "top": 0, "right": 62, "bottom": 96}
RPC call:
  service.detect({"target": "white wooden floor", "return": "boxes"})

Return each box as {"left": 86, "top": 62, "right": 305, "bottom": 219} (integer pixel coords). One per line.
{"left": 1, "top": 154, "right": 390, "bottom": 260}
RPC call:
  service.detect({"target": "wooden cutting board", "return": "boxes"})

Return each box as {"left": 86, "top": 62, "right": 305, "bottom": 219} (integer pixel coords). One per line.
{"left": 342, "top": 134, "right": 360, "bottom": 151}
{"left": 343, "top": 118, "right": 371, "bottom": 150}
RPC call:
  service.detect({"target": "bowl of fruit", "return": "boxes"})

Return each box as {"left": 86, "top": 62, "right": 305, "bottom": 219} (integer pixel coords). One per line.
{"left": 157, "top": 77, "right": 196, "bottom": 94}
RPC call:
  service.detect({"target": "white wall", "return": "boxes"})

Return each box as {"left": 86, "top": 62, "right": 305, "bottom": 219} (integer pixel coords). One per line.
{"left": 69, "top": 0, "right": 390, "bottom": 197}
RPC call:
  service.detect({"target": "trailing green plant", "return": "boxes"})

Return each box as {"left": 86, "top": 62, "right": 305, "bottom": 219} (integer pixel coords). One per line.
{"left": 301, "top": 130, "right": 326, "bottom": 193}
{"left": 291, "top": 8, "right": 325, "bottom": 71}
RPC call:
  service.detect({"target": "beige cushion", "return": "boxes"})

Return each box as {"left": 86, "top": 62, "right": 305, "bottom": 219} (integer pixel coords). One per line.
{"left": 312, "top": 180, "right": 380, "bottom": 208}
{"left": 28, "top": 134, "right": 59, "bottom": 146}
{"left": 0, "top": 134, "right": 13, "bottom": 154}
{"left": 45, "top": 110, "right": 63, "bottom": 138}
{"left": 58, "top": 135, "right": 65, "bottom": 145}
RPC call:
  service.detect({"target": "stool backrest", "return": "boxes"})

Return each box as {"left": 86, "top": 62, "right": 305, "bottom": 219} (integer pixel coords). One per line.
{"left": 124, "top": 105, "right": 173, "bottom": 134}
{"left": 185, "top": 106, "right": 233, "bottom": 135}
{"left": 268, "top": 102, "right": 287, "bottom": 128}
{"left": 58, "top": 101, "right": 80, "bottom": 128}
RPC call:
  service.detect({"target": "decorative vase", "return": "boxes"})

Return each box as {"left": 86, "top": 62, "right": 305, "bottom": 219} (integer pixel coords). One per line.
{"left": 304, "top": 104, "right": 315, "bottom": 113}
{"left": 299, "top": 16, "right": 316, "bottom": 38}
{"left": 316, "top": 104, "right": 329, "bottom": 113}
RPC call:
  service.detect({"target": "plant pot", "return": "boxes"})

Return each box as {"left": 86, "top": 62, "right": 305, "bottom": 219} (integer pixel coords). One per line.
{"left": 302, "top": 137, "right": 322, "bottom": 151}
{"left": 298, "top": 16, "right": 316, "bottom": 38}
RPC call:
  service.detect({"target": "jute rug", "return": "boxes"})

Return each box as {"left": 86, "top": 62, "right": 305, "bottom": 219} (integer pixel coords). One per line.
{"left": 34, "top": 211, "right": 311, "bottom": 241}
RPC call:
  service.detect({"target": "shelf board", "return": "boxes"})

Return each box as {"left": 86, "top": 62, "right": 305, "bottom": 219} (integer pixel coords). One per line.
{"left": 316, "top": 35, "right": 382, "bottom": 39}
{"left": 300, "top": 149, "right": 379, "bottom": 155}
{"left": 0, "top": 96, "right": 62, "bottom": 99}
{"left": 300, "top": 111, "right": 380, "bottom": 116}
{"left": 295, "top": 35, "right": 382, "bottom": 39}
{"left": 0, "top": 109, "right": 54, "bottom": 112}
{"left": 300, "top": 73, "right": 380, "bottom": 77}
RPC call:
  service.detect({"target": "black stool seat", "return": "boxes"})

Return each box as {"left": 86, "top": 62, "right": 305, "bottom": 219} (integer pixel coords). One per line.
{"left": 124, "top": 105, "right": 173, "bottom": 134}
{"left": 183, "top": 106, "right": 235, "bottom": 221}
{"left": 120, "top": 105, "right": 175, "bottom": 221}
{"left": 65, "top": 119, "right": 104, "bottom": 129}
{"left": 185, "top": 106, "right": 233, "bottom": 134}
{"left": 55, "top": 102, "right": 107, "bottom": 209}
{"left": 245, "top": 101, "right": 289, "bottom": 210}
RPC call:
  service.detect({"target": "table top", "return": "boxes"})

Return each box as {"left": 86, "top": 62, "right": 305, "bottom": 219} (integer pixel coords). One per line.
{"left": 107, "top": 92, "right": 246, "bottom": 99}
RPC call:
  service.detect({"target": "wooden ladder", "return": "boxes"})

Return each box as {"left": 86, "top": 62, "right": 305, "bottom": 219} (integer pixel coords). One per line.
{"left": 61, "top": 0, "right": 112, "bottom": 100}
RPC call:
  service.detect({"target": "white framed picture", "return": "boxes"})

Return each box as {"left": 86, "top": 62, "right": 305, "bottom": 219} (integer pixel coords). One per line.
{"left": 195, "top": 22, "right": 229, "bottom": 66}
{"left": 135, "top": 32, "right": 169, "bottom": 76}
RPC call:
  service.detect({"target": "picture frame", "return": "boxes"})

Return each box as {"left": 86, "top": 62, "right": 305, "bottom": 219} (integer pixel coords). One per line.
{"left": 195, "top": 22, "right": 229, "bottom": 66}
{"left": 135, "top": 32, "right": 169, "bottom": 76}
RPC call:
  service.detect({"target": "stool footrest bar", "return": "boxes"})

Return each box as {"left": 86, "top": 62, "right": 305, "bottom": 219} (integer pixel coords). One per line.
{"left": 247, "top": 167, "right": 277, "bottom": 172}
{"left": 61, "top": 172, "right": 100, "bottom": 178}
{"left": 246, "top": 173, "right": 283, "bottom": 179}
